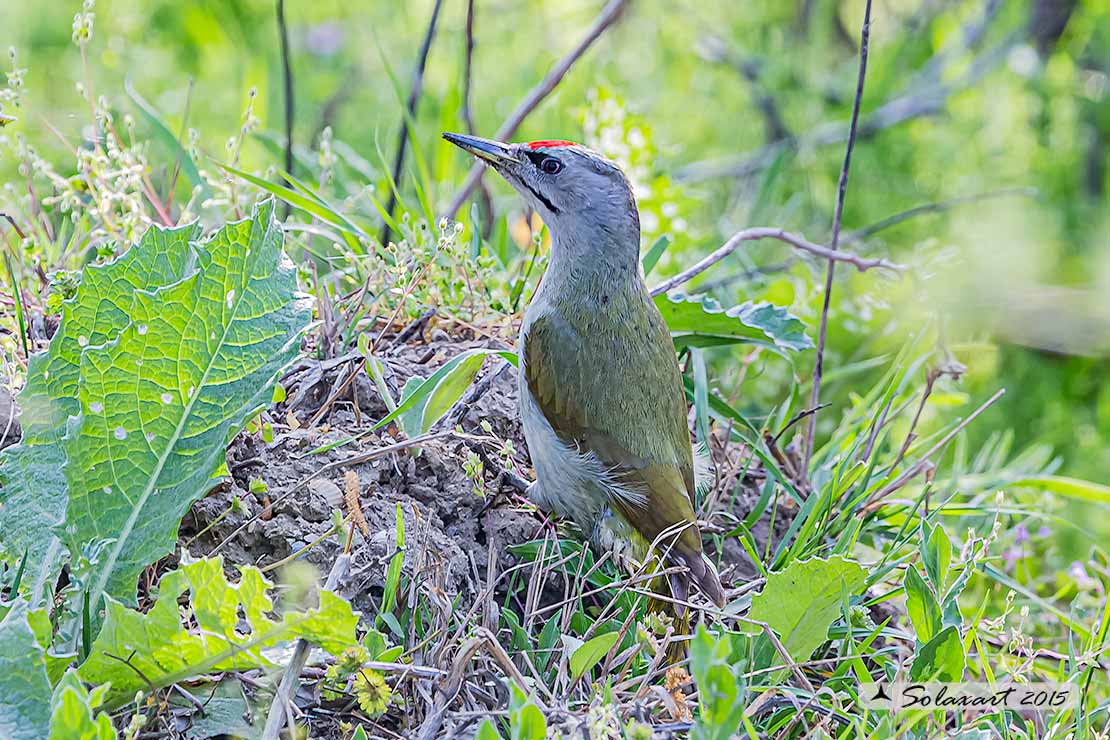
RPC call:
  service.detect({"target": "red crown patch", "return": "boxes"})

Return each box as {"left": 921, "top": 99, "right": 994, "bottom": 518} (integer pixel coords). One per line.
{"left": 526, "top": 140, "right": 577, "bottom": 149}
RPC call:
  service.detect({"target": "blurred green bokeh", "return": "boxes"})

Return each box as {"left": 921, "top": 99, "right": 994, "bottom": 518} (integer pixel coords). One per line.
{"left": 1, "top": 0, "right": 1106, "bottom": 489}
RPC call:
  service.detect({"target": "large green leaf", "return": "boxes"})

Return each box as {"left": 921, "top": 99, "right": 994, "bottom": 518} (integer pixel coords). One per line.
{"left": 0, "top": 445, "right": 66, "bottom": 601}
{"left": 748, "top": 555, "right": 866, "bottom": 665}
{"left": 63, "top": 200, "right": 310, "bottom": 608}
{"left": 78, "top": 557, "right": 358, "bottom": 706}
{"left": 0, "top": 222, "right": 199, "bottom": 602}
{"left": 0, "top": 602, "right": 53, "bottom": 740}
{"left": 654, "top": 292, "right": 812, "bottom": 354}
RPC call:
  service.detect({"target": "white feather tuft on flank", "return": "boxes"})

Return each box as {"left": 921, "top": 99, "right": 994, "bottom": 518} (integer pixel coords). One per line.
{"left": 599, "top": 465, "right": 650, "bottom": 509}
{"left": 519, "top": 379, "right": 649, "bottom": 532}
{"left": 693, "top": 440, "right": 715, "bottom": 494}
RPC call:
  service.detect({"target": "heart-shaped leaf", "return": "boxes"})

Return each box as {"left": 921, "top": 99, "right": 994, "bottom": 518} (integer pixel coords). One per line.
{"left": 748, "top": 555, "right": 866, "bottom": 665}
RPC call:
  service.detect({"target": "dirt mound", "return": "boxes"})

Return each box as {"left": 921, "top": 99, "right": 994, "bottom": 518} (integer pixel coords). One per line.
{"left": 181, "top": 332, "right": 538, "bottom": 619}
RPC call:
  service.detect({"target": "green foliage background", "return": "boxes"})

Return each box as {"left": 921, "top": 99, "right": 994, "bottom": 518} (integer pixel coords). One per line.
{"left": 1, "top": 0, "right": 1107, "bottom": 565}
{"left": 0, "top": 1, "right": 1108, "bottom": 735}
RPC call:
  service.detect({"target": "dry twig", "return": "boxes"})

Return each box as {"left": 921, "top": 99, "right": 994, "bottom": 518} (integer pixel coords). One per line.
{"left": 863, "top": 387, "right": 1005, "bottom": 510}
{"left": 442, "top": 0, "right": 630, "bottom": 219}
{"left": 802, "top": 0, "right": 874, "bottom": 470}
{"left": 648, "top": 226, "right": 902, "bottom": 297}
{"left": 842, "top": 187, "right": 1037, "bottom": 244}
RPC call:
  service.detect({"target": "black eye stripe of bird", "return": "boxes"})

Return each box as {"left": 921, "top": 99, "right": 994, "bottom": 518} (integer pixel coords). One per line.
{"left": 443, "top": 132, "right": 726, "bottom": 658}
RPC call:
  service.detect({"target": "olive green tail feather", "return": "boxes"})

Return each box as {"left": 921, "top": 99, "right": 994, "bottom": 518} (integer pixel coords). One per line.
{"left": 683, "top": 551, "right": 726, "bottom": 608}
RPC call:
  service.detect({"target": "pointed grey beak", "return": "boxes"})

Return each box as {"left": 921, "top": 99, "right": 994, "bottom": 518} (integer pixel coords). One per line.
{"left": 442, "top": 132, "right": 519, "bottom": 165}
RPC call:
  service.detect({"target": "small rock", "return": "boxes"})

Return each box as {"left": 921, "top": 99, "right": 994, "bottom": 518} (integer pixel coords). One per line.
{"left": 307, "top": 478, "right": 343, "bottom": 508}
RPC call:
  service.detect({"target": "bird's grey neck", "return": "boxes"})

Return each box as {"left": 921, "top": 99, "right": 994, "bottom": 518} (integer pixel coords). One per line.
{"left": 535, "top": 226, "right": 643, "bottom": 305}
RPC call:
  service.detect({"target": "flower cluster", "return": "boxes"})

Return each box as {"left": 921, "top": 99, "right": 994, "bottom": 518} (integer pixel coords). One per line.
{"left": 197, "top": 87, "right": 264, "bottom": 216}
{"left": 72, "top": 0, "right": 96, "bottom": 45}
{"left": 0, "top": 48, "right": 26, "bottom": 121}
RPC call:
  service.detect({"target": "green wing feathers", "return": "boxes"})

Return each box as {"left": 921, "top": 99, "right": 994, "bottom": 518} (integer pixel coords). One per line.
{"left": 523, "top": 307, "right": 725, "bottom": 607}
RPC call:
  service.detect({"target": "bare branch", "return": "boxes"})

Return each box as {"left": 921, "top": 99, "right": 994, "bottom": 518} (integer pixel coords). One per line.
{"left": 460, "top": 0, "right": 478, "bottom": 138}
{"left": 460, "top": 0, "right": 494, "bottom": 234}
{"left": 802, "top": 0, "right": 873, "bottom": 470}
{"left": 863, "top": 388, "right": 1006, "bottom": 509}
{"left": 442, "top": 0, "right": 631, "bottom": 219}
{"left": 381, "top": 0, "right": 446, "bottom": 246}
{"left": 676, "top": 22, "right": 1016, "bottom": 184}
{"left": 648, "top": 226, "right": 903, "bottom": 297}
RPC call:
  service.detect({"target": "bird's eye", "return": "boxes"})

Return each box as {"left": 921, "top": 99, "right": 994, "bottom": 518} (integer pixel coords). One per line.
{"left": 540, "top": 157, "right": 562, "bottom": 174}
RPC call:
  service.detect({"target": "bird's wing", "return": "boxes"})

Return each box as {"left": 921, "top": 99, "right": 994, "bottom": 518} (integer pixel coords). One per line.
{"left": 522, "top": 311, "right": 723, "bottom": 606}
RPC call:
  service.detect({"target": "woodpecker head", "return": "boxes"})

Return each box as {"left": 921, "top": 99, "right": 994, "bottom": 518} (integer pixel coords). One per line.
{"left": 443, "top": 133, "right": 640, "bottom": 256}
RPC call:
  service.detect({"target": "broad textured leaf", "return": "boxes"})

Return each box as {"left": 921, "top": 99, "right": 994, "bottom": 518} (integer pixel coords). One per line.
{"left": 0, "top": 223, "right": 198, "bottom": 599}
{"left": 904, "top": 566, "right": 941, "bottom": 643}
{"left": 48, "top": 671, "right": 116, "bottom": 740}
{"left": 78, "top": 557, "right": 358, "bottom": 706}
{"left": 63, "top": 201, "right": 310, "bottom": 607}
{"left": 568, "top": 631, "right": 619, "bottom": 680}
{"left": 23, "top": 222, "right": 201, "bottom": 442}
{"left": 0, "top": 444, "right": 66, "bottom": 601}
{"left": 748, "top": 555, "right": 866, "bottom": 664}
{"left": 655, "top": 292, "right": 812, "bottom": 353}
{"left": 910, "top": 625, "right": 965, "bottom": 681}
{"left": 0, "top": 602, "right": 52, "bottom": 740}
